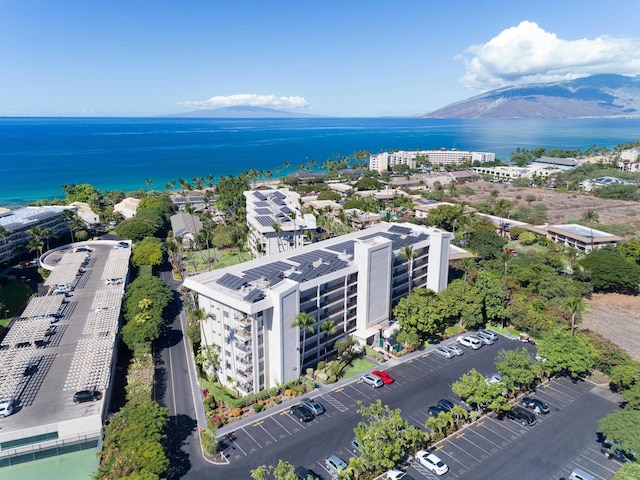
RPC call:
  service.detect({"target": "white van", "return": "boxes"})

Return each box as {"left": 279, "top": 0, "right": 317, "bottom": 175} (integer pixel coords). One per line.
{"left": 569, "top": 468, "right": 594, "bottom": 480}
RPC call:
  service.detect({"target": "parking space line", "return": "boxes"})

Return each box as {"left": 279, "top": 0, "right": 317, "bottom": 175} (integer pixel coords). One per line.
{"left": 229, "top": 435, "right": 247, "bottom": 457}
{"left": 474, "top": 420, "right": 512, "bottom": 444}
{"left": 258, "top": 423, "right": 277, "bottom": 443}
{"left": 271, "top": 416, "right": 291, "bottom": 436}
{"left": 242, "top": 426, "right": 263, "bottom": 449}
{"left": 322, "top": 393, "right": 349, "bottom": 412}
{"left": 578, "top": 452, "right": 618, "bottom": 475}
{"left": 463, "top": 426, "right": 503, "bottom": 450}
{"left": 571, "top": 461, "right": 607, "bottom": 480}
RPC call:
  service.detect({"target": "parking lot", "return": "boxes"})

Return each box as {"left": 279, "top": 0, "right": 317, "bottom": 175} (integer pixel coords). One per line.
{"left": 214, "top": 336, "right": 623, "bottom": 480}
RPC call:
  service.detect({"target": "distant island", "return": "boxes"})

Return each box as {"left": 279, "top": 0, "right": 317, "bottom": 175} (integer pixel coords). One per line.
{"left": 422, "top": 74, "right": 640, "bottom": 119}
{"left": 162, "top": 105, "right": 317, "bottom": 118}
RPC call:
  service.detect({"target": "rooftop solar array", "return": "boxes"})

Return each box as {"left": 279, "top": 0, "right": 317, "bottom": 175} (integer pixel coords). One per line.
{"left": 213, "top": 223, "right": 436, "bottom": 301}
{"left": 21, "top": 295, "right": 65, "bottom": 318}
{"left": 255, "top": 216, "right": 276, "bottom": 227}
{"left": 0, "top": 348, "right": 36, "bottom": 399}
{"left": 44, "top": 251, "right": 88, "bottom": 287}
{"left": 255, "top": 208, "right": 272, "bottom": 215}
{"left": 246, "top": 189, "right": 306, "bottom": 233}
{"left": 64, "top": 335, "right": 115, "bottom": 392}
{"left": 101, "top": 248, "right": 131, "bottom": 280}
{"left": 0, "top": 317, "right": 51, "bottom": 348}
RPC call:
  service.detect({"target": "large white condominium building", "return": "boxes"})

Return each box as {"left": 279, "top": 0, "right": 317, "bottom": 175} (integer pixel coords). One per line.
{"left": 369, "top": 150, "right": 495, "bottom": 173}
{"left": 0, "top": 206, "right": 74, "bottom": 264}
{"left": 184, "top": 222, "right": 463, "bottom": 396}
{"left": 245, "top": 189, "right": 314, "bottom": 258}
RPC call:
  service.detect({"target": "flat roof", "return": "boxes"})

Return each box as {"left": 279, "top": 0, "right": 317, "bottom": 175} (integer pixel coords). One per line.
{"left": 0, "top": 241, "right": 129, "bottom": 455}
{"left": 551, "top": 224, "right": 617, "bottom": 239}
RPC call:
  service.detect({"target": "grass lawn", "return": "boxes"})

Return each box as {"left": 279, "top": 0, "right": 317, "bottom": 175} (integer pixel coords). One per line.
{"left": 342, "top": 357, "right": 375, "bottom": 378}
{"left": 446, "top": 325, "right": 463, "bottom": 336}
{"left": 0, "top": 279, "right": 31, "bottom": 328}
{"left": 183, "top": 247, "right": 250, "bottom": 272}
{"left": 505, "top": 240, "right": 549, "bottom": 254}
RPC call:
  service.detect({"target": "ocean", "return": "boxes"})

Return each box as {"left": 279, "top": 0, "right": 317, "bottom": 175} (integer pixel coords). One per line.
{"left": 1, "top": 116, "right": 639, "bottom": 207}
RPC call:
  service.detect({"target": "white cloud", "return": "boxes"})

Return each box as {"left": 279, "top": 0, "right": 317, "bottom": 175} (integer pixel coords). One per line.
{"left": 461, "top": 21, "right": 640, "bottom": 91}
{"left": 179, "top": 93, "right": 308, "bottom": 109}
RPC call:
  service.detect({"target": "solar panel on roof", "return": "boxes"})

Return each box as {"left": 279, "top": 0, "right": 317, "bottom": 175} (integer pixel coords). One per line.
{"left": 388, "top": 225, "right": 412, "bottom": 235}
{"left": 256, "top": 216, "right": 276, "bottom": 227}
{"left": 254, "top": 201, "right": 270, "bottom": 207}
{"left": 255, "top": 208, "right": 272, "bottom": 215}
{"left": 217, "top": 273, "right": 247, "bottom": 290}
{"left": 281, "top": 206, "right": 292, "bottom": 214}
{"left": 326, "top": 240, "right": 355, "bottom": 255}
{"left": 253, "top": 192, "right": 267, "bottom": 200}
{"left": 273, "top": 198, "right": 285, "bottom": 205}
{"left": 243, "top": 289, "right": 265, "bottom": 303}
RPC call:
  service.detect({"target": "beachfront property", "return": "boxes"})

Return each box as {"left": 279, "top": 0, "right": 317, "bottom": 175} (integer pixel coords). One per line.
{"left": 369, "top": 149, "right": 495, "bottom": 173}
{"left": 245, "top": 189, "right": 314, "bottom": 258}
{"left": 69, "top": 202, "right": 100, "bottom": 226}
{"left": 184, "top": 222, "right": 470, "bottom": 396}
{"left": 0, "top": 206, "right": 74, "bottom": 265}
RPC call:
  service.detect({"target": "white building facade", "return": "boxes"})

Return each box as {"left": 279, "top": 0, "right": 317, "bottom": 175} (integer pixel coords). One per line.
{"left": 370, "top": 150, "right": 495, "bottom": 173}
{"left": 184, "top": 223, "right": 454, "bottom": 396}
{"left": 0, "top": 206, "right": 74, "bottom": 264}
{"left": 245, "top": 189, "right": 313, "bottom": 258}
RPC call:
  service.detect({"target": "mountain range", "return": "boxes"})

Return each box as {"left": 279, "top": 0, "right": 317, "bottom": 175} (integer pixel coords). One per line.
{"left": 423, "top": 74, "right": 640, "bottom": 118}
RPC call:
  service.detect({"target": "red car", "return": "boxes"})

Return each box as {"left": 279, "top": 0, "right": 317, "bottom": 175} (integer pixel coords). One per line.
{"left": 371, "top": 370, "right": 394, "bottom": 384}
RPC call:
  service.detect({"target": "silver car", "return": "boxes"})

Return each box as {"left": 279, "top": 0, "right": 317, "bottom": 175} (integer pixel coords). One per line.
{"left": 474, "top": 332, "right": 494, "bottom": 345}
{"left": 325, "top": 454, "right": 348, "bottom": 477}
{"left": 449, "top": 344, "right": 464, "bottom": 355}
{"left": 300, "top": 397, "right": 325, "bottom": 415}
{"left": 481, "top": 329, "right": 498, "bottom": 340}
{"left": 361, "top": 373, "right": 384, "bottom": 388}
{"left": 434, "top": 346, "right": 454, "bottom": 359}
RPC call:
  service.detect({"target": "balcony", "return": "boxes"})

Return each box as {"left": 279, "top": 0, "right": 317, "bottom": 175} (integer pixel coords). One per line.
{"left": 237, "top": 368, "right": 253, "bottom": 379}
{"left": 235, "top": 340, "right": 252, "bottom": 354}
{"left": 237, "top": 353, "right": 252, "bottom": 365}
{"left": 237, "top": 379, "right": 254, "bottom": 395}
{"left": 234, "top": 312, "right": 251, "bottom": 325}
{"left": 235, "top": 327, "right": 252, "bottom": 341}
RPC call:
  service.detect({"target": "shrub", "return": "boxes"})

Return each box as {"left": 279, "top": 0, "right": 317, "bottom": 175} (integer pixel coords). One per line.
{"left": 201, "top": 427, "right": 218, "bottom": 455}
{"left": 326, "top": 375, "right": 337, "bottom": 384}
{"left": 230, "top": 407, "right": 242, "bottom": 417}
{"left": 316, "top": 361, "right": 326, "bottom": 371}
{"left": 253, "top": 403, "right": 264, "bottom": 413}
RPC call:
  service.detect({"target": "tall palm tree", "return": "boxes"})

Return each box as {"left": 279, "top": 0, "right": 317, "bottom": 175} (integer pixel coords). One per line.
{"left": 581, "top": 209, "right": 599, "bottom": 251}
{"left": 291, "top": 312, "right": 315, "bottom": 371}
{"left": 399, "top": 245, "right": 417, "bottom": 295}
{"left": 565, "top": 296, "right": 587, "bottom": 336}
{"left": 27, "top": 226, "right": 45, "bottom": 259}
{"left": 272, "top": 222, "right": 283, "bottom": 253}
{"left": 321, "top": 320, "right": 337, "bottom": 360}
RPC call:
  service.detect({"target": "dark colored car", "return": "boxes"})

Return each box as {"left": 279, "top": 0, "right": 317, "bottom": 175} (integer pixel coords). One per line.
{"left": 437, "top": 399, "right": 455, "bottom": 413}
{"left": 601, "top": 440, "right": 635, "bottom": 463}
{"left": 428, "top": 406, "right": 445, "bottom": 417}
{"left": 521, "top": 397, "right": 549, "bottom": 414}
{"left": 291, "top": 405, "right": 314, "bottom": 422}
{"left": 504, "top": 406, "right": 537, "bottom": 426}
{"left": 294, "top": 466, "right": 322, "bottom": 479}
{"left": 73, "top": 390, "right": 102, "bottom": 403}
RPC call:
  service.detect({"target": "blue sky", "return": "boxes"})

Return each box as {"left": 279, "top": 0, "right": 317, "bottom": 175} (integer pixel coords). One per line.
{"left": 1, "top": 0, "right": 640, "bottom": 117}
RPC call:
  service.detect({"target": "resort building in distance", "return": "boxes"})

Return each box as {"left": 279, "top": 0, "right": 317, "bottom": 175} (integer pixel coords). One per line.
{"left": 369, "top": 149, "right": 495, "bottom": 173}
{"left": 244, "top": 188, "right": 315, "bottom": 258}
{"left": 184, "top": 222, "right": 471, "bottom": 396}
{"left": 0, "top": 206, "right": 74, "bottom": 264}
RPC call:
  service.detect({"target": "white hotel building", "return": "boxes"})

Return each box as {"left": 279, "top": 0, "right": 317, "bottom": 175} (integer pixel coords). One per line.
{"left": 369, "top": 149, "right": 495, "bottom": 173}
{"left": 184, "top": 223, "right": 468, "bottom": 396}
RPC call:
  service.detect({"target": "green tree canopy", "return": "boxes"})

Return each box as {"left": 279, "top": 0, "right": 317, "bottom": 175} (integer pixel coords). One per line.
{"left": 115, "top": 218, "right": 161, "bottom": 241}
{"left": 354, "top": 177, "right": 381, "bottom": 191}
{"left": 612, "top": 462, "right": 640, "bottom": 480}
{"left": 250, "top": 459, "right": 298, "bottom": 480}
{"left": 494, "top": 347, "right": 537, "bottom": 394}
{"left": 353, "top": 399, "right": 425, "bottom": 472}
{"left": 394, "top": 289, "right": 448, "bottom": 342}
{"left": 451, "top": 368, "right": 510, "bottom": 413}
{"left": 598, "top": 409, "right": 640, "bottom": 457}
{"left": 97, "top": 400, "right": 169, "bottom": 479}
{"left": 426, "top": 204, "right": 465, "bottom": 232}
{"left": 579, "top": 249, "right": 640, "bottom": 293}
{"left": 132, "top": 237, "right": 165, "bottom": 267}
{"left": 469, "top": 230, "right": 507, "bottom": 259}
{"left": 536, "top": 331, "right": 595, "bottom": 378}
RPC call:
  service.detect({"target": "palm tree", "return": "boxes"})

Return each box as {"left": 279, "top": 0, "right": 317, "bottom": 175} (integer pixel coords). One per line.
{"left": 41, "top": 227, "right": 53, "bottom": 252}
{"left": 272, "top": 222, "right": 283, "bottom": 253}
{"left": 581, "top": 209, "right": 599, "bottom": 251}
{"left": 495, "top": 199, "right": 513, "bottom": 237}
{"left": 321, "top": 320, "right": 337, "bottom": 360}
{"left": 62, "top": 209, "right": 78, "bottom": 243}
{"left": 26, "top": 226, "right": 45, "bottom": 259}
{"left": 425, "top": 416, "right": 442, "bottom": 440}
{"left": 291, "top": 312, "right": 315, "bottom": 371}
{"left": 399, "top": 245, "right": 417, "bottom": 295}
{"left": 565, "top": 296, "right": 587, "bottom": 336}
